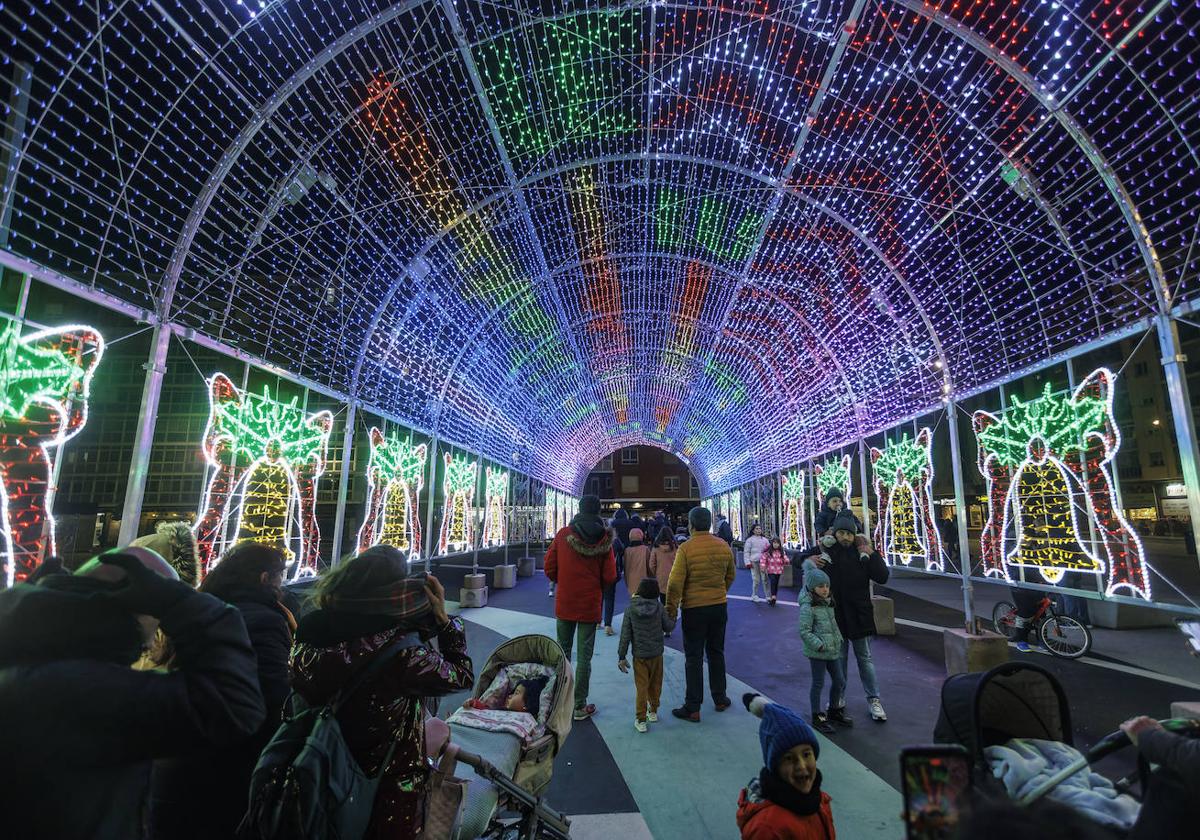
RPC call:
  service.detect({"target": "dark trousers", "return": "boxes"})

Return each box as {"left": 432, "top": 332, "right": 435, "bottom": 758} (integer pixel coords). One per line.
{"left": 602, "top": 583, "right": 616, "bottom": 627}
{"left": 681, "top": 602, "right": 728, "bottom": 712}
{"left": 768, "top": 573, "right": 780, "bottom": 597}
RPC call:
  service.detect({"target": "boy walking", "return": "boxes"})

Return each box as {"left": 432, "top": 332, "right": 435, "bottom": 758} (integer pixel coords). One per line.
{"left": 617, "top": 578, "right": 675, "bottom": 732}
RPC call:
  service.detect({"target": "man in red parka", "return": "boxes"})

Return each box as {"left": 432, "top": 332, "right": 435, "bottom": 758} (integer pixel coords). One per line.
{"left": 545, "top": 493, "right": 617, "bottom": 721}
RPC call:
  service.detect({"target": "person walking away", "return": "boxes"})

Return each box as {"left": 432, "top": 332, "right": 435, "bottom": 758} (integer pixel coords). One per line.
{"left": 617, "top": 578, "right": 675, "bottom": 732}
{"left": 0, "top": 548, "right": 266, "bottom": 840}
{"left": 760, "top": 537, "right": 789, "bottom": 606}
{"left": 716, "top": 512, "right": 735, "bottom": 547}
{"left": 796, "top": 567, "right": 847, "bottom": 735}
{"left": 737, "top": 694, "right": 837, "bottom": 839}
{"left": 545, "top": 494, "right": 618, "bottom": 720}
{"left": 623, "top": 528, "right": 652, "bottom": 598}
{"left": 666, "top": 506, "right": 737, "bottom": 721}
{"left": 743, "top": 523, "right": 770, "bottom": 603}
{"left": 150, "top": 542, "right": 294, "bottom": 839}
{"left": 602, "top": 529, "right": 625, "bottom": 636}
{"left": 289, "top": 547, "right": 474, "bottom": 839}
{"left": 650, "top": 529, "right": 678, "bottom": 637}
{"left": 800, "top": 512, "right": 889, "bottom": 722}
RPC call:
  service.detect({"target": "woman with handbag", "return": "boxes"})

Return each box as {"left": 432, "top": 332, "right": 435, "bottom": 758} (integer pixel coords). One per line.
{"left": 290, "top": 546, "right": 474, "bottom": 839}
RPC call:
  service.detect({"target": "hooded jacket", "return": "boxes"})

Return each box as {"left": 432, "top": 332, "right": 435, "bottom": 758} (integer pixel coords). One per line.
{"left": 813, "top": 488, "right": 859, "bottom": 536}
{"left": 650, "top": 541, "right": 677, "bottom": 592}
{"left": 617, "top": 595, "right": 674, "bottom": 660}
{"left": 801, "top": 541, "right": 889, "bottom": 640}
{"left": 545, "top": 512, "right": 619, "bottom": 623}
{"left": 0, "top": 576, "right": 265, "bottom": 840}
{"left": 665, "top": 532, "right": 737, "bottom": 621}
{"left": 611, "top": 508, "right": 635, "bottom": 548}
{"left": 290, "top": 610, "right": 474, "bottom": 840}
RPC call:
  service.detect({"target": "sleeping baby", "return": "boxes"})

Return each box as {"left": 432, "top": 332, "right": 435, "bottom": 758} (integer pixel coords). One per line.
{"left": 463, "top": 676, "right": 549, "bottom": 718}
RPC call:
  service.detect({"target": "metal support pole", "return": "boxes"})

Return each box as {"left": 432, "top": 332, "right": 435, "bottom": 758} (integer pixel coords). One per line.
{"left": 472, "top": 459, "right": 485, "bottom": 575}
{"left": 0, "top": 63, "right": 32, "bottom": 249}
{"left": 118, "top": 324, "right": 171, "bottom": 545}
{"left": 423, "top": 436, "right": 439, "bottom": 574}
{"left": 946, "top": 401, "right": 976, "bottom": 631}
{"left": 1065, "top": 360, "right": 1105, "bottom": 597}
{"left": 858, "top": 441, "right": 872, "bottom": 537}
{"left": 1157, "top": 314, "right": 1200, "bottom": 568}
{"left": 807, "top": 460, "right": 817, "bottom": 541}
{"left": 329, "top": 402, "right": 357, "bottom": 567}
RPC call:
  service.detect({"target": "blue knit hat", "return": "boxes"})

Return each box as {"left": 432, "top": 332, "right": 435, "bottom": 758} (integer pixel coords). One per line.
{"left": 804, "top": 566, "right": 830, "bottom": 591}
{"left": 760, "top": 702, "right": 820, "bottom": 771}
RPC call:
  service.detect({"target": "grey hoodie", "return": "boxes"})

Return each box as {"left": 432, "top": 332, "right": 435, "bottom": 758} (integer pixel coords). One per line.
{"left": 618, "top": 595, "right": 675, "bottom": 660}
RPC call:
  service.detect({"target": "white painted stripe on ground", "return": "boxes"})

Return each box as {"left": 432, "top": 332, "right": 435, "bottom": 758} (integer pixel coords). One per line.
{"left": 565, "top": 812, "right": 654, "bottom": 840}
{"left": 461, "top": 605, "right": 901, "bottom": 839}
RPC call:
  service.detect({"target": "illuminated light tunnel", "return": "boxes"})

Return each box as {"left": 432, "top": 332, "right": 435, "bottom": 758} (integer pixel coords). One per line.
{"left": 0, "top": 1, "right": 1197, "bottom": 572}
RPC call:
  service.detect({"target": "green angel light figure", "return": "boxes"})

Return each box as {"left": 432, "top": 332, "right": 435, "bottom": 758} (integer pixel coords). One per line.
{"left": 193, "top": 374, "right": 333, "bottom": 579}
{"left": 356, "top": 428, "right": 427, "bottom": 559}
{"left": 439, "top": 453, "right": 477, "bottom": 554}
{"left": 482, "top": 467, "right": 510, "bottom": 547}
{"left": 870, "top": 429, "right": 944, "bottom": 571}
{"left": 814, "top": 454, "right": 853, "bottom": 507}
{"left": 0, "top": 323, "right": 104, "bottom": 586}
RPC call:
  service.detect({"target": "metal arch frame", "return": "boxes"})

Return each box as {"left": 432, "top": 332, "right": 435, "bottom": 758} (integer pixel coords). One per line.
{"left": 887, "top": 0, "right": 1171, "bottom": 315}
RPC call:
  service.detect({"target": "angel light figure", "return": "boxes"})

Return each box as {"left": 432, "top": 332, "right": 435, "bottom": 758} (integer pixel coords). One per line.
{"left": 871, "top": 429, "right": 944, "bottom": 571}
{"left": 356, "top": 428, "right": 427, "bottom": 559}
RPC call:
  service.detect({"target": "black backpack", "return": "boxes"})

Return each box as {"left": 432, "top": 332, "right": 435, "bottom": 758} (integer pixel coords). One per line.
{"left": 238, "top": 633, "right": 421, "bottom": 840}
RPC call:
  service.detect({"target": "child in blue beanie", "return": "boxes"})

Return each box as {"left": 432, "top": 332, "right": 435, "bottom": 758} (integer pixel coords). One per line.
{"left": 797, "top": 565, "right": 848, "bottom": 735}
{"left": 737, "top": 694, "right": 836, "bottom": 839}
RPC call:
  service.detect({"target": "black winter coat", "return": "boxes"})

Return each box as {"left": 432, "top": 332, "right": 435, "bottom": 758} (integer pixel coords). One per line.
{"left": 716, "top": 520, "right": 734, "bottom": 546}
{"left": 612, "top": 510, "right": 635, "bottom": 548}
{"left": 1129, "top": 728, "right": 1200, "bottom": 840}
{"left": 797, "top": 542, "right": 889, "bottom": 640}
{"left": 0, "top": 579, "right": 265, "bottom": 840}
{"left": 149, "top": 587, "right": 293, "bottom": 839}
{"left": 813, "top": 504, "right": 861, "bottom": 537}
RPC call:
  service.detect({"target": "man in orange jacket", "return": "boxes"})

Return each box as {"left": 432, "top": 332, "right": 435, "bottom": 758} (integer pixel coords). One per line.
{"left": 666, "top": 505, "right": 737, "bottom": 721}
{"left": 544, "top": 494, "right": 618, "bottom": 721}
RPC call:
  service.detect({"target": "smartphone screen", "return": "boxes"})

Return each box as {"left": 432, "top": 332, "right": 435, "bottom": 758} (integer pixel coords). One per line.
{"left": 901, "top": 748, "right": 971, "bottom": 840}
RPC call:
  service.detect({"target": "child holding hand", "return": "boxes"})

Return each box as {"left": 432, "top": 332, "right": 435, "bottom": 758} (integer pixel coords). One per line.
{"left": 797, "top": 567, "right": 848, "bottom": 735}
{"left": 617, "top": 578, "right": 675, "bottom": 732}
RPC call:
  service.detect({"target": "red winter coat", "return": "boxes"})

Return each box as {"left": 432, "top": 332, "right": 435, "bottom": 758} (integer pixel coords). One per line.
{"left": 760, "top": 548, "right": 788, "bottom": 576}
{"left": 291, "top": 614, "right": 474, "bottom": 839}
{"left": 544, "top": 524, "right": 618, "bottom": 623}
{"left": 737, "top": 786, "right": 835, "bottom": 840}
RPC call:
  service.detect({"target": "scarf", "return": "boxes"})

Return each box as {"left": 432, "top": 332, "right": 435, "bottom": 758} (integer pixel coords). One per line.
{"left": 760, "top": 767, "right": 825, "bottom": 819}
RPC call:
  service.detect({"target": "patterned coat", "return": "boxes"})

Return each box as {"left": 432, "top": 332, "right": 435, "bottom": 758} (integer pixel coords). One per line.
{"left": 291, "top": 614, "right": 474, "bottom": 839}
{"left": 760, "top": 548, "right": 789, "bottom": 576}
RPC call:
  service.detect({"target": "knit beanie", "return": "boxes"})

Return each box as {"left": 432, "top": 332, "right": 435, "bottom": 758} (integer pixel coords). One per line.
{"left": 760, "top": 702, "right": 820, "bottom": 771}
{"left": 824, "top": 487, "right": 845, "bottom": 505}
{"left": 831, "top": 511, "right": 859, "bottom": 535}
{"left": 804, "top": 566, "right": 831, "bottom": 591}
{"left": 629, "top": 528, "right": 644, "bottom": 543}
{"left": 580, "top": 495, "right": 601, "bottom": 515}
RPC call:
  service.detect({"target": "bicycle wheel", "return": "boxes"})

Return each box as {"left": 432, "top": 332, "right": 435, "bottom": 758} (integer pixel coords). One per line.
{"left": 1040, "top": 614, "right": 1092, "bottom": 659}
{"left": 992, "top": 601, "right": 1018, "bottom": 639}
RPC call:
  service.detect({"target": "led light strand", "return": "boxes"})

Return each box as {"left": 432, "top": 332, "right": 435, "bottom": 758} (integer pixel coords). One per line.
{"left": 356, "top": 427, "right": 427, "bottom": 560}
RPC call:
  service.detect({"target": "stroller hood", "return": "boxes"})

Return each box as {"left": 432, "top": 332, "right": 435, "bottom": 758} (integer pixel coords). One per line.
{"left": 474, "top": 634, "right": 574, "bottom": 754}
{"left": 934, "top": 661, "right": 1072, "bottom": 764}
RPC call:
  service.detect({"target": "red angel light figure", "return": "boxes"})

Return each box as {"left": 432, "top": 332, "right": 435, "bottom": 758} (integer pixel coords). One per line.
{"left": 193, "top": 374, "right": 333, "bottom": 579}
{"left": 0, "top": 324, "right": 104, "bottom": 586}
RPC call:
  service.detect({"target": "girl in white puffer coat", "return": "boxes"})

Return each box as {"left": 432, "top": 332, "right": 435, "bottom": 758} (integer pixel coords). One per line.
{"left": 743, "top": 522, "right": 770, "bottom": 603}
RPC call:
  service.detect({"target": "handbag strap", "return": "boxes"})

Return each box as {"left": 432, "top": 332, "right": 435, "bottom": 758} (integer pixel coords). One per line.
{"left": 436, "top": 742, "right": 460, "bottom": 779}
{"left": 330, "top": 631, "right": 423, "bottom": 715}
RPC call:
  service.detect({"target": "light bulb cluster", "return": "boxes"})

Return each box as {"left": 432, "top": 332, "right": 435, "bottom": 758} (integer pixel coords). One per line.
{"left": 0, "top": 0, "right": 1195, "bottom": 506}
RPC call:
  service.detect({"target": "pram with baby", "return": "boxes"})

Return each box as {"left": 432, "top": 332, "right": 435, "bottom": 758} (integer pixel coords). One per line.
{"left": 932, "top": 661, "right": 1200, "bottom": 836}
{"left": 427, "top": 634, "right": 575, "bottom": 840}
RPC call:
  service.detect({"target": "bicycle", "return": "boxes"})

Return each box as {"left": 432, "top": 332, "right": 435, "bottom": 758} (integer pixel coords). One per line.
{"left": 992, "top": 595, "right": 1093, "bottom": 659}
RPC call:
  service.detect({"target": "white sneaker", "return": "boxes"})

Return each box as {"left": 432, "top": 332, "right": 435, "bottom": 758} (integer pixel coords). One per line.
{"left": 634, "top": 719, "right": 648, "bottom": 733}
{"left": 547, "top": 587, "right": 555, "bottom": 597}
{"left": 647, "top": 712, "right": 659, "bottom": 723}
{"left": 751, "top": 595, "right": 760, "bottom": 603}
{"left": 869, "top": 697, "right": 887, "bottom": 722}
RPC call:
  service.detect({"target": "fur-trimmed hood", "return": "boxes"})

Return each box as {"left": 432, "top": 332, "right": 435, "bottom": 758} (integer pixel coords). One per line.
{"left": 566, "top": 527, "right": 614, "bottom": 556}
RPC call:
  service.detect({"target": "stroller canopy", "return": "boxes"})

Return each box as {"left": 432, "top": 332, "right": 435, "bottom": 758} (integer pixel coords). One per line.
{"left": 934, "top": 662, "right": 1072, "bottom": 764}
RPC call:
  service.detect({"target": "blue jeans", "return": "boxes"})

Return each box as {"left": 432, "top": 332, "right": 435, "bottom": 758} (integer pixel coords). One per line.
{"left": 834, "top": 636, "right": 880, "bottom": 705}
{"left": 809, "top": 657, "right": 846, "bottom": 716}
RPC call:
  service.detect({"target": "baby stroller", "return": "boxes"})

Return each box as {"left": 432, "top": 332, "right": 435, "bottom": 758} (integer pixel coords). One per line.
{"left": 433, "top": 634, "right": 574, "bottom": 839}
{"left": 933, "top": 661, "right": 1199, "bottom": 835}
